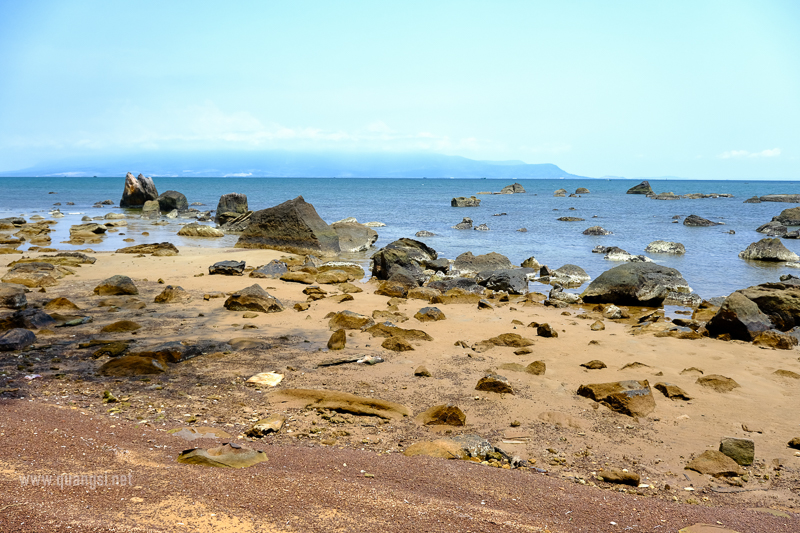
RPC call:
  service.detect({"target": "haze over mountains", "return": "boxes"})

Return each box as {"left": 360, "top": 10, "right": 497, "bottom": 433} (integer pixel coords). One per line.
{"left": 0, "top": 151, "right": 591, "bottom": 179}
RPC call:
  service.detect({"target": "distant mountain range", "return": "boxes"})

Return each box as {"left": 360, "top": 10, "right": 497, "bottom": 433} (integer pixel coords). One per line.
{"left": 0, "top": 151, "right": 591, "bottom": 179}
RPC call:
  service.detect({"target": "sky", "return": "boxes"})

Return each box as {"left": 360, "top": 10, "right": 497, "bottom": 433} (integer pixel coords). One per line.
{"left": 0, "top": 0, "right": 798, "bottom": 179}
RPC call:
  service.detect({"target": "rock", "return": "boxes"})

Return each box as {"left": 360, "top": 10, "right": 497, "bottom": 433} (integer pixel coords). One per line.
{"left": 0, "top": 309, "right": 56, "bottom": 331}
{"left": 96, "top": 296, "right": 146, "bottom": 310}
{"left": 451, "top": 251, "right": 513, "bottom": 276}
{"left": 414, "top": 306, "right": 446, "bottom": 322}
{"left": 330, "top": 221, "right": 378, "bottom": 253}
{"left": 683, "top": 214, "right": 721, "bottom": 227}
{"left": 177, "top": 443, "right": 268, "bottom": 468}
{"left": 415, "top": 230, "right": 436, "bottom": 238}
{"left": 598, "top": 469, "right": 640, "bottom": 486}
{"left": 706, "top": 291, "right": 773, "bottom": 341}
{"left": 756, "top": 221, "right": 788, "bottom": 236}
{"left": 788, "top": 437, "right": 800, "bottom": 449}
{"left": 645, "top": 240, "right": 686, "bottom": 254}
{"left": 685, "top": 450, "right": 743, "bottom": 477}
{"left": 581, "top": 360, "right": 607, "bottom": 369}
{"left": 737, "top": 282, "right": 800, "bottom": 330}
{"left": 223, "top": 285, "right": 283, "bottom": 313}
{"left": 654, "top": 382, "right": 691, "bottom": 400}
{"left": 752, "top": 330, "right": 798, "bottom": 349}
{"left": 381, "top": 336, "right": 414, "bottom": 351}
{"left": 475, "top": 373, "right": 514, "bottom": 394}
{"left": 414, "top": 365, "right": 431, "bottom": 377}
{"left": 524, "top": 361, "right": 545, "bottom": 375}
{"left": 582, "top": 226, "right": 612, "bottom": 235}
{"left": 0, "top": 284, "right": 27, "bottom": 309}
{"left": 739, "top": 238, "right": 799, "bottom": 262}
{"left": 473, "top": 223, "right": 489, "bottom": 231}
{"left": 451, "top": 196, "right": 481, "bottom": 207}
{"left": 209, "top": 260, "right": 246, "bottom": 276}
{"left": 719, "top": 437, "right": 754, "bottom": 466}
{"left": 155, "top": 190, "right": 188, "bottom": 213}
{"left": 403, "top": 434, "right": 493, "bottom": 460}
{"left": 328, "top": 311, "right": 375, "bottom": 330}
{"left": 270, "top": 388, "right": 410, "bottom": 419}
{"left": 417, "top": 404, "right": 466, "bottom": 426}
{"left": 215, "top": 193, "right": 249, "bottom": 225}
{"left": 140, "top": 200, "right": 160, "bottom": 219}
{"left": 590, "top": 320, "right": 605, "bottom": 331}
{"left": 537, "top": 324, "right": 558, "bottom": 338}
{"left": 69, "top": 222, "right": 107, "bottom": 236}
{"left": 100, "top": 320, "right": 141, "bottom": 333}
{"left": 375, "top": 272, "right": 417, "bottom": 298}
{"left": 407, "top": 287, "right": 441, "bottom": 302}
{"left": 581, "top": 262, "right": 691, "bottom": 307}
{"left": 557, "top": 216, "right": 585, "bottom": 222}
{"left": 154, "top": 285, "right": 191, "bottom": 303}
{"left": 120, "top": 172, "right": 158, "bottom": 208}
{"left": 626, "top": 181, "right": 653, "bottom": 194}
{"left": 366, "top": 322, "right": 433, "bottom": 342}
{"left": 1, "top": 262, "right": 67, "bottom": 288}
{"left": 371, "top": 238, "right": 437, "bottom": 281}
{"left": 575, "top": 187, "right": 590, "bottom": 194}
{"left": 315, "top": 269, "right": 347, "bottom": 284}
{"left": 280, "top": 271, "right": 316, "bottom": 284}
{"left": 577, "top": 380, "right": 656, "bottom": 417}
{"left": 115, "top": 242, "right": 179, "bottom": 255}
{"left": 246, "top": 415, "right": 285, "bottom": 437}
{"left": 554, "top": 188, "right": 567, "bottom": 197}
{"left": 696, "top": 374, "right": 740, "bottom": 392}
{"left": 473, "top": 333, "right": 534, "bottom": 352}
{"left": 774, "top": 369, "right": 800, "bottom": 379}
{"left": 520, "top": 256, "right": 540, "bottom": 270}
{"left": 327, "top": 329, "right": 346, "bottom": 350}
{"left": 98, "top": 355, "right": 167, "bottom": 376}
{"left": 452, "top": 217, "right": 473, "bottom": 230}
{"left": 500, "top": 183, "right": 525, "bottom": 194}
{"left": 177, "top": 223, "right": 224, "bottom": 237}
{"left": 93, "top": 275, "right": 138, "bottom": 296}
{"left": 235, "top": 196, "right": 339, "bottom": 256}
{"left": 0, "top": 328, "right": 36, "bottom": 351}
{"left": 477, "top": 269, "right": 528, "bottom": 294}
{"left": 244, "top": 372, "right": 283, "bottom": 387}
{"left": 250, "top": 260, "right": 288, "bottom": 279}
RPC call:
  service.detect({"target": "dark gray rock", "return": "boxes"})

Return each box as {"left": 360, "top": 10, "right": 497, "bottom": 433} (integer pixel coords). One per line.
{"left": 474, "top": 223, "right": 489, "bottom": 231}
{"left": 743, "top": 196, "right": 761, "bottom": 203}
{"left": 224, "top": 284, "right": 284, "bottom": 313}
{"left": 250, "top": 260, "right": 288, "bottom": 279}
{"left": 500, "top": 183, "right": 525, "bottom": 194}
{"left": 370, "top": 238, "right": 437, "bottom": 280}
{"left": 209, "top": 260, "right": 246, "bottom": 276}
{"left": 215, "top": 193, "right": 249, "bottom": 225}
{"left": 428, "top": 278, "right": 484, "bottom": 295}
{"left": 756, "top": 221, "right": 788, "bottom": 236}
{"left": 581, "top": 262, "right": 691, "bottom": 306}
{"left": 452, "top": 217, "right": 473, "bottom": 230}
{"left": 120, "top": 172, "right": 158, "bottom": 208}
{"left": 156, "top": 190, "right": 189, "bottom": 212}
{"left": 706, "top": 291, "right": 772, "bottom": 341}
{"left": 0, "top": 309, "right": 56, "bottom": 331}
{"left": 626, "top": 181, "right": 653, "bottom": 194}
{"left": 583, "top": 226, "right": 612, "bottom": 235}
{"left": 773, "top": 206, "right": 800, "bottom": 225}
{"left": 683, "top": 214, "right": 721, "bottom": 226}
{"left": 476, "top": 269, "right": 528, "bottom": 294}
{"left": 719, "top": 437, "right": 755, "bottom": 466}
{"left": 738, "top": 282, "right": 800, "bottom": 331}
{"left": 0, "top": 328, "right": 36, "bottom": 351}
{"left": 415, "top": 230, "right": 436, "bottom": 237}
{"left": 451, "top": 196, "right": 481, "bottom": 207}
{"left": 760, "top": 194, "right": 800, "bottom": 203}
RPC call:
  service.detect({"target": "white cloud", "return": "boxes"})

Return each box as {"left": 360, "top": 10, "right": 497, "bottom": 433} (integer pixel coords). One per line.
{"left": 719, "top": 148, "right": 781, "bottom": 159}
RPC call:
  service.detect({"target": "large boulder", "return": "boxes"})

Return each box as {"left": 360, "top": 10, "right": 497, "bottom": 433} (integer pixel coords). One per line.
{"left": 235, "top": 196, "right": 340, "bottom": 256}
{"left": 477, "top": 269, "right": 528, "bottom": 294}
{"left": 683, "top": 214, "right": 720, "bottom": 227}
{"left": 331, "top": 221, "right": 378, "bottom": 253}
{"left": 739, "top": 238, "right": 799, "bottom": 262}
{"left": 0, "top": 328, "right": 36, "bottom": 351}
{"left": 737, "top": 282, "right": 800, "bottom": 331}
{"left": 120, "top": 172, "right": 158, "bottom": 208}
{"left": 141, "top": 200, "right": 161, "bottom": 219}
{"left": 500, "top": 183, "right": 525, "bottom": 194}
{"left": 93, "top": 275, "right": 138, "bottom": 296}
{"left": 215, "top": 193, "right": 249, "bottom": 225}
{"left": 550, "top": 264, "right": 590, "bottom": 285}
{"left": 626, "top": 181, "right": 653, "bottom": 194}
{"left": 451, "top": 196, "right": 480, "bottom": 207}
{"left": 773, "top": 206, "right": 800, "bottom": 225}
{"left": 451, "top": 251, "right": 513, "bottom": 276}
{"left": 0, "top": 284, "right": 27, "bottom": 309}
{"left": 223, "top": 284, "right": 284, "bottom": 313}
{"left": 156, "top": 190, "right": 189, "bottom": 212}
{"left": 581, "top": 262, "right": 691, "bottom": 306}
{"left": 577, "top": 380, "right": 656, "bottom": 417}
{"left": 706, "top": 291, "right": 773, "bottom": 340}
{"left": 370, "top": 238, "right": 437, "bottom": 280}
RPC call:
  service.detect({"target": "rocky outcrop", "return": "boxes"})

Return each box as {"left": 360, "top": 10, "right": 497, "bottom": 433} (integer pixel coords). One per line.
{"left": 120, "top": 172, "right": 158, "bottom": 208}
{"left": 451, "top": 251, "right": 513, "bottom": 276}
{"left": 626, "top": 181, "right": 653, "bottom": 195}
{"left": 645, "top": 240, "right": 685, "bottom": 254}
{"left": 177, "top": 223, "right": 224, "bottom": 237}
{"left": 759, "top": 194, "right": 800, "bottom": 203}
{"left": 737, "top": 282, "right": 800, "bottom": 331}
{"left": 499, "top": 183, "right": 525, "bottom": 194}
{"left": 683, "top": 214, "right": 720, "bottom": 226}
{"left": 739, "top": 238, "right": 800, "bottom": 262}
{"left": 215, "top": 193, "right": 249, "bottom": 225}
{"left": 743, "top": 196, "right": 761, "bottom": 203}
{"left": 451, "top": 196, "right": 480, "bottom": 207}
{"left": 235, "top": 196, "right": 340, "bottom": 256}
{"left": 581, "top": 262, "right": 691, "bottom": 306}
{"left": 756, "top": 221, "right": 788, "bottom": 236}
{"left": 452, "top": 217, "right": 473, "bottom": 229}
{"left": 331, "top": 221, "right": 378, "bottom": 253}
{"left": 582, "top": 226, "right": 612, "bottom": 235}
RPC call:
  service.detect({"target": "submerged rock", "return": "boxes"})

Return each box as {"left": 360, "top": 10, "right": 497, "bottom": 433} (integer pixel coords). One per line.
{"left": 645, "top": 240, "right": 685, "bottom": 254}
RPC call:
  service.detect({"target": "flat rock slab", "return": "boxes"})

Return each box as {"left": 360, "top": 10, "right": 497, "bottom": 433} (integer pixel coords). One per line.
{"left": 177, "top": 443, "right": 268, "bottom": 468}
{"left": 246, "top": 415, "right": 286, "bottom": 437}
{"left": 245, "top": 372, "right": 284, "bottom": 387}
{"left": 366, "top": 322, "right": 433, "bottom": 341}
{"left": 115, "top": 242, "right": 178, "bottom": 256}
{"left": 270, "top": 389, "right": 410, "bottom": 419}
{"left": 209, "top": 260, "right": 246, "bottom": 276}
{"left": 685, "top": 450, "right": 743, "bottom": 476}
{"left": 679, "top": 525, "right": 742, "bottom": 533}
{"left": 697, "top": 374, "right": 740, "bottom": 392}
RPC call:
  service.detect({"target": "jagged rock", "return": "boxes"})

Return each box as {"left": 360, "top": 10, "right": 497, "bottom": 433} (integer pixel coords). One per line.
{"left": 209, "top": 260, "right": 246, "bottom": 276}
{"left": 452, "top": 217, "right": 473, "bottom": 230}
{"left": 0, "top": 328, "right": 36, "bottom": 351}
{"left": 215, "top": 193, "right": 249, "bottom": 225}
{"left": 451, "top": 196, "right": 480, "bottom": 207}
{"left": 706, "top": 291, "right": 772, "bottom": 341}
{"left": 719, "top": 437, "right": 754, "bottom": 466}
{"left": 500, "top": 183, "right": 525, "bottom": 194}
{"left": 577, "top": 380, "right": 656, "bottom": 417}
{"left": 270, "top": 388, "right": 410, "bottom": 419}
{"left": 414, "top": 306, "right": 446, "bottom": 322}
{"left": 581, "top": 262, "right": 690, "bottom": 307}
{"left": 685, "top": 450, "right": 743, "bottom": 476}
{"left": 223, "top": 284, "right": 284, "bottom": 313}
{"left": 626, "top": 181, "right": 653, "bottom": 194}
{"left": 683, "top": 214, "right": 720, "bottom": 227}
{"left": 250, "top": 260, "right": 288, "bottom": 279}
{"left": 154, "top": 285, "right": 191, "bottom": 303}
{"left": 475, "top": 373, "right": 514, "bottom": 394}
{"left": 696, "top": 374, "right": 740, "bottom": 392}
{"left": 0, "top": 284, "right": 27, "bottom": 309}
{"left": 581, "top": 360, "right": 607, "bottom": 369}
{"left": 93, "top": 275, "right": 138, "bottom": 296}
{"left": 582, "top": 226, "right": 612, "bottom": 235}
{"left": 654, "top": 382, "right": 691, "bottom": 400}
{"left": 120, "top": 172, "right": 158, "bottom": 208}
{"left": 327, "top": 329, "right": 346, "bottom": 350}
{"left": 739, "top": 238, "right": 799, "bottom": 262}
{"left": 115, "top": 242, "right": 179, "bottom": 255}
{"left": 235, "top": 196, "right": 340, "bottom": 256}
{"left": 328, "top": 310, "right": 374, "bottom": 330}
{"left": 177, "top": 443, "right": 268, "bottom": 468}
{"left": 417, "top": 404, "right": 466, "bottom": 426}
{"left": 753, "top": 330, "right": 798, "bottom": 349}
{"left": 98, "top": 355, "right": 167, "bottom": 376}
{"left": 756, "top": 221, "right": 788, "bottom": 236}
{"left": 178, "top": 223, "right": 224, "bottom": 237}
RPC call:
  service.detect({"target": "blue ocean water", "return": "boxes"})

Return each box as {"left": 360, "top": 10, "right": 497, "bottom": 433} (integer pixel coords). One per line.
{"left": 1, "top": 176, "right": 799, "bottom": 299}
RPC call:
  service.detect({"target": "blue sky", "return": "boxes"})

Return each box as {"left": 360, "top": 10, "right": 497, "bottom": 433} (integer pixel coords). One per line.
{"left": 0, "top": 0, "right": 798, "bottom": 178}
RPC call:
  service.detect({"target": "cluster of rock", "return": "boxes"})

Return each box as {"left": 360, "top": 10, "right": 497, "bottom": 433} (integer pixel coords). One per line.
{"left": 756, "top": 206, "right": 800, "bottom": 238}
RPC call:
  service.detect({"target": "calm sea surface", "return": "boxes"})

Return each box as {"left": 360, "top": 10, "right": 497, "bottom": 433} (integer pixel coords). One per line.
{"left": 2, "top": 177, "right": 799, "bottom": 299}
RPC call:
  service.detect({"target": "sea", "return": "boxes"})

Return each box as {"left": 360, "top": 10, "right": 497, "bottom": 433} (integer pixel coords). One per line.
{"left": 1, "top": 176, "right": 799, "bottom": 300}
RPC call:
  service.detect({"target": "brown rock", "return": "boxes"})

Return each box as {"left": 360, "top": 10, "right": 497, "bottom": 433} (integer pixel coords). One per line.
{"left": 752, "top": 330, "right": 798, "bottom": 350}
{"left": 526, "top": 361, "right": 546, "bottom": 375}
{"left": 303, "top": 285, "right": 327, "bottom": 300}
{"left": 93, "top": 275, "right": 138, "bottom": 296}
{"left": 327, "top": 329, "right": 346, "bottom": 350}
{"left": 330, "top": 294, "right": 354, "bottom": 303}
{"left": 154, "top": 285, "right": 191, "bottom": 303}
{"left": 654, "top": 382, "right": 692, "bottom": 400}
{"left": 774, "top": 369, "right": 800, "bottom": 379}
{"left": 475, "top": 373, "right": 514, "bottom": 394}
{"left": 100, "top": 320, "right": 142, "bottom": 333}
{"left": 598, "top": 469, "right": 640, "bottom": 486}
{"left": 44, "top": 297, "right": 80, "bottom": 311}
{"left": 577, "top": 380, "right": 656, "bottom": 417}
{"left": 115, "top": 242, "right": 178, "bottom": 255}
{"left": 407, "top": 287, "right": 441, "bottom": 302}
{"left": 581, "top": 360, "right": 607, "bottom": 370}
{"left": 417, "top": 404, "right": 466, "bottom": 426}
{"left": 537, "top": 323, "right": 558, "bottom": 337}
{"left": 280, "top": 271, "right": 316, "bottom": 284}
{"left": 246, "top": 414, "right": 286, "bottom": 437}
{"left": 414, "top": 306, "right": 446, "bottom": 322}
{"left": 338, "top": 282, "right": 363, "bottom": 294}
{"left": 788, "top": 437, "right": 800, "bottom": 449}
{"left": 224, "top": 284, "right": 284, "bottom": 313}
{"left": 372, "top": 310, "right": 409, "bottom": 323}
{"left": 685, "top": 450, "right": 743, "bottom": 476}
{"left": 316, "top": 269, "right": 349, "bottom": 284}
{"left": 177, "top": 443, "right": 268, "bottom": 468}
{"left": 382, "top": 336, "right": 414, "bottom": 351}
{"left": 414, "top": 365, "right": 431, "bottom": 377}
{"left": 97, "top": 355, "right": 167, "bottom": 376}
{"left": 514, "top": 347, "right": 533, "bottom": 355}
{"left": 328, "top": 310, "right": 375, "bottom": 330}
{"left": 269, "top": 388, "right": 410, "bottom": 419}
{"left": 366, "top": 322, "right": 433, "bottom": 341}
{"left": 697, "top": 374, "right": 740, "bottom": 392}
{"left": 590, "top": 320, "right": 605, "bottom": 331}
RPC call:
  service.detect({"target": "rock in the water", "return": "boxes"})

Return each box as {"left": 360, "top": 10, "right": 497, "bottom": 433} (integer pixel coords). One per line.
{"left": 473, "top": 223, "right": 489, "bottom": 231}
{"left": 577, "top": 380, "right": 656, "bottom": 417}
{"left": 331, "top": 221, "right": 378, "bottom": 253}
{"left": 215, "top": 193, "right": 249, "bottom": 225}
{"left": 582, "top": 226, "right": 612, "bottom": 236}
{"left": 120, "top": 172, "right": 158, "bottom": 208}
{"left": 520, "top": 256, "right": 540, "bottom": 270}
{"left": 500, "top": 183, "right": 525, "bottom": 194}
{"left": 475, "top": 373, "right": 514, "bottom": 394}
{"left": 115, "top": 242, "right": 179, "bottom": 256}
{"left": 683, "top": 214, "right": 721, "bottom": 227}
{"left": 554, "top": 188, "right": 567, "bottom": 197}
{"left": 327, "top": 328, "right": 346, "bottom": 350}
{"left": 414, "top": 306, "right": 446, "bottom": 322}
{"left": 270, "top": 388, "right": 410, "bottom": 419}
{"left": 235, "top": 196, "right": 340, "bottom": 256}
{"left": 246, "top": 415, "right": 285, "bottom": 437}
{"left": 417, "top": 404, "right": 466, "bottom": 426}
{"left": 250, "top": 260, "right": 288, "bottom": 279}
{"left": 451, "top": 251, "right": 513, "bottom": 276}
{"left": 626, "top": 181, "right": 653, "bottom": 194}
{"left": 598, "top": 469, "right": 640, "bottom": 486}
{"left": 329, "top": 310, "right": 375, "bottom": 330}
{"left": 477, "top": 269, "right": 528, "bottom": 294}
{"left": 209, "top": 260, "right": 246, "bottom": 276}
{"left": 696, "top": 374, "right": 740, "bottom": 392}
{"left": 739, "top": 238, "right": 799, "bottom": 262}
{"left": 452, "top": 217, "right": 473, "bottom": 230}
{"left": 581, "top": 360, "right": 607, "bottom": 369}
{"left": 0, "top": 284, "right": 27, "bottom": 309}
{"left": 557, "top": 216, "right": 585, "bottom": 222}
{"left": 98, "top": 355, "right": 167, "bottom": 376}
{"left": 685, "top": 450, "right": 743, "bottom": 476}
{"left": 706, "top": 291, "right": 772, "bottom": 341}
{"left": 645, "top": 240, "right": 686, "bottom": 254}
{"left": 224, "top": 284, "right": 284, "bottom": 313}
{"left": 156, "top": 190, "right": 188, "bottom": 213}
{"left": 451, "top": 196, "right": 480, "bottom": 207}
{"left": 177, "top": 223, "right": 224, "bottom": 237}
{"left": 415, "top": 230, "right": 436, "bottom": 237}
{"left": 756, "top": 220, "right": 788, "bottom": 236}
{"left": 154, "top": 285, "right": 191, "bottom": 303}
{"left": 93, "top": 275, "right": 138, "bottom": 296}
{"left": 575, "top": 187, "right": 590, "bottom": 194}
{"left": 654, "top": 382, "right": 691, "bottom": 400}
{"left": 177, "top": 443, "right": 268, "bottom": 468}
{"left": 0, "top": 328, "right": 36, "bottom": 351}
{"left": 719, "top": 437, "right": 754, "bottom": 466}
{"left": 581, "top": 262, "right": 690, "bottom": 306}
